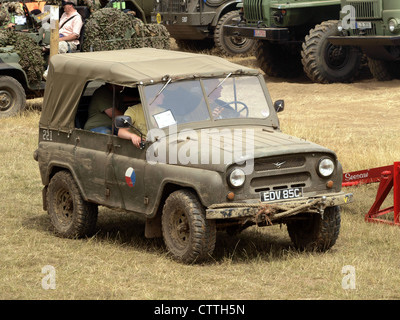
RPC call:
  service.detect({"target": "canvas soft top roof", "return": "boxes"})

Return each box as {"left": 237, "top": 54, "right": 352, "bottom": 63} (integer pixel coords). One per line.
{"left": 39, "top": 48, "right": 259, "bottom": 132}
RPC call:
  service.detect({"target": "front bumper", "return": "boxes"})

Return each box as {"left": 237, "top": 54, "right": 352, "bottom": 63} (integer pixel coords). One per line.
{"left": 329, "top": 35, "right": 400, "bottom": 46}
{"left": 206, "top": 192, "right": 353, "bottom": 222}
{"left": 224, "top": 25, "right": 290, "bottom": 41}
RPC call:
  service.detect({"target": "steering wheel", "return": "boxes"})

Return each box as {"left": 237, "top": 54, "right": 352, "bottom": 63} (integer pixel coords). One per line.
{"left": 218, "top": 101, "right": 249, "bottom": 118}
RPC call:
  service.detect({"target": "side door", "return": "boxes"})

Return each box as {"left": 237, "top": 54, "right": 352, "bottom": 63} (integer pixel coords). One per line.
{"left": 73, "top": 81, "right": 111, "bottom": 204}
{"left": 107, "top": 135, "right": 148, "bottom": 213}
{"left": 73, "top": 130, "right": 110, "bottom": 204}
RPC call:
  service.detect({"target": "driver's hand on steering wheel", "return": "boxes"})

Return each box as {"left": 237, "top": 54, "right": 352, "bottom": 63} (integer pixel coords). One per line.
{"left": 212, "top": 106, "right": 224, "bottom": 119}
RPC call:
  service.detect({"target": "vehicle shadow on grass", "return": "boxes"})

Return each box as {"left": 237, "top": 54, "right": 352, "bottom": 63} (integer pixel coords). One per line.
{"left": 212, "top": 227, "right": 295, "bottom": 263}
{"left": 93, "top": 212, "right": 299, "bottom": 264}
{"left": 25, "top": 210, "right": 299, "bottom": 264}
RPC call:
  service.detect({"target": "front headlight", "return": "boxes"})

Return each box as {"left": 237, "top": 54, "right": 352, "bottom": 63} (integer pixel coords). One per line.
{"left": 228, "top": 168, "right": 246, "bottom": 188}
{"left": 389, "top": 19, "right": 400, "bottom": 33}
{"left": 317, "top": 158, "right": 335, "bottom": 177}
{"left": 337, "top": 20, "right": 343, "bottom": 32}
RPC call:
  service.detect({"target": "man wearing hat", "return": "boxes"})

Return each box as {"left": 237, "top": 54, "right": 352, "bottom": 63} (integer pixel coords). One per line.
{"left": 59, "top": 0, "right": 83, "bottom": 53}
{"left": 43, "top": 0, "right": 83, "bottom": 79}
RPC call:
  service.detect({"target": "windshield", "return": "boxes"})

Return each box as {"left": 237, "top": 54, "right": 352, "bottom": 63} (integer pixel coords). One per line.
{"left": 143, "top": 76, "right": 270, "bottom": 129}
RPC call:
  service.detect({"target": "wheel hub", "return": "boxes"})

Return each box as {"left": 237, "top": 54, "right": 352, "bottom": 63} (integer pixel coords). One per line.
{"left": 229, "top": 36, "right": 248, "bottom": 48}
{"left": 326, "top": 44, "right": 349, "bottom": 69}
{"left": 175, "top": 212, "right": 189, "bottom": 244}
{"left": 0, "top": 90, "right": 13, "bottom": 112}
{"left": 56, "top": 190, "right": 73, "bottom": 224}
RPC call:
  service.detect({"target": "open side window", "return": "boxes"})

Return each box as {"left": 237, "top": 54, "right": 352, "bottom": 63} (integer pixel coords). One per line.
{"left": 75, "top": 81, "right": 141, "bottom": 134}
{"left": 75, "top": 80, "right": 105, "bottom": 129}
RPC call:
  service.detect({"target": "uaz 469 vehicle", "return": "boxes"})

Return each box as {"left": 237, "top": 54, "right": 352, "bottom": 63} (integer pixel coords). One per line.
{"left": 34, "top": 48, "right": 352, "bottom": 263}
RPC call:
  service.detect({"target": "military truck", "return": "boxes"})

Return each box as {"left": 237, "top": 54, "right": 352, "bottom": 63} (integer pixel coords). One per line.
{"left": 224, "top": 0, "right": 363, "bottom": 83}
{"left": 151, "top": 0, "right": 255, "bottom": 56}
{"left": 329, "top": 0, "right": 400, "bottom": 81}
{"left": 34, "top": 48, "right": 353, "bottom": 263}
{"left": 0, "top": 0, "right": 169, "bottom": 118}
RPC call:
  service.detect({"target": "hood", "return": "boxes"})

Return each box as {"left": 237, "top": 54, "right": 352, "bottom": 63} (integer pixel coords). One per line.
{"left": 145, "top": 126, "right": 336, "bottom": 172}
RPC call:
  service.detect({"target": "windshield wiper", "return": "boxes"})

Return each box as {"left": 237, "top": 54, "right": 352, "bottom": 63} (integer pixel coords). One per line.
{"left": 207, "top": 72, "right": 232, "bottom": 97}
{"left": 149, "top": 77, "right": 171, "bottom": 105}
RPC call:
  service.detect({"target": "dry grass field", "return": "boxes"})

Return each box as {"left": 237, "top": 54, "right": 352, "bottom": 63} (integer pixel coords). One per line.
{"left": 1, "top": 47, "right": 400, "bottom": 301}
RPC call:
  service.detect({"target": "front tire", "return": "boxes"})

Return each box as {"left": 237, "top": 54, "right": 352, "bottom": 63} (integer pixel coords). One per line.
{"left": 162, "top": 190, "right": 216, "bottom": 263}
{"left": 214, "top": 11, "right": 255, "bottom": 56}
{"left": 47, "top": 171, "right": 98, "bottom": 238}
{"left": 302, "top": 20, "right": 362, "bottom": 83}
{"left": 287, "top": 206, "right": 341, "bottom": 252}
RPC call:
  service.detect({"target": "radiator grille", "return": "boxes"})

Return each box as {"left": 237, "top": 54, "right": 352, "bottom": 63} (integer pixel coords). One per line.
{"left": 251, "top": 155, "right": 308, "bottom": 192}
{"left": 158, "top": 0, "right": 187, "bottom": 13}
{"left": 254, "top": 155, "right": 305, "bottom": 172}
{"left": 346, "top": 0, "right": 382, "bottom": 19}
{"left": 244, "top": 0, "right": 263, "bottom": 22}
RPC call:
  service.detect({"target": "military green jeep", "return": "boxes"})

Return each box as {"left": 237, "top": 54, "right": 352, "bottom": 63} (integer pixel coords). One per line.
{"left": 35, "top": 48, "right": 352, "bottom": 263}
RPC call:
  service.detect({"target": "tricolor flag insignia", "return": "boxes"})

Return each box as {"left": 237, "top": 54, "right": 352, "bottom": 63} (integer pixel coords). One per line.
{"left": 125, "top": 167, "right": 136, "bottom": 187}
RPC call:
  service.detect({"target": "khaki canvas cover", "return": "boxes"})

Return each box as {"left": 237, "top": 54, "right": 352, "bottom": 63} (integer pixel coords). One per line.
{"left": 39, "top": 48, "right": 259, "bottom": 132}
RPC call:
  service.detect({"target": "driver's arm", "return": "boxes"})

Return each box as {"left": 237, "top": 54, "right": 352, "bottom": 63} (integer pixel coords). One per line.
{"left": 118, "top": 128, "right": 143, "bottom": 149}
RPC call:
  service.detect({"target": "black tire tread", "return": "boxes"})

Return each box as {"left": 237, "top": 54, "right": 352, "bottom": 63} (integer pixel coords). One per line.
{"left": 301, "top": 20, "right": 362, "bottom": 83}
{"left": 47, "top": 171, "right": 98, "bottom": 238}
{"left": 367, "top": 58, "right": 400, "bottom": 81}
{"left": 255, "top": 40, "right": 303, "bottom": 78}
{"left": 287, "top": 206, "right": 341, "bottom": 252}
{"left": 162, "top": 189, "right": 216, "bottom": 263}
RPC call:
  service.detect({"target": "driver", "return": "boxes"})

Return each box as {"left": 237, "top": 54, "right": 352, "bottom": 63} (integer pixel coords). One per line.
{"left": 204, "top": 79, "right": 242, "bottom": 119}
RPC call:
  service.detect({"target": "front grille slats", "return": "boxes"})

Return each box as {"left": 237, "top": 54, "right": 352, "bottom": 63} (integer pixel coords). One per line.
{"left": 160, "top": 0, "right": 187, "bottom": 13}
{"left": 251, "top": 173, "right": 309, "bottom": 191}
{"left": 251, "top": 155, "right": 309, "bottom": 192}
{"left": 244, "top": 0, "right": 264, "bottom": 22}
{"left": 345, "top": 0, "right": 382, "bottom": 19}
{"left": 254, "top": 155, "right": 305, "bottom": 171}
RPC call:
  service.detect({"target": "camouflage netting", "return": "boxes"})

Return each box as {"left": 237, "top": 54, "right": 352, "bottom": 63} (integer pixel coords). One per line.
{"left": 82, "top": 8, "right": 170, "bottom": 52}
{"left": 0, "top": 30, "right": 44, "bottom": 84}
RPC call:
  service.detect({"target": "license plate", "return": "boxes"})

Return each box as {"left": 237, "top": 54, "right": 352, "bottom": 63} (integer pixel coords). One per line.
{"left": 260, "top": 187, "right": 303, "bottom": 202}
{"left": 254, "top": 29, "right": 266, "bottom": 37}
{"left": 355, "top": 21, "right": 372, "bottom": 29}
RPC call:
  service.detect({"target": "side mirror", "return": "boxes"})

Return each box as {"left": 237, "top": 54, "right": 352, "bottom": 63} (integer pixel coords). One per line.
{"left": 274, "top": 100, "right": 284, "bottom": 113}
{"left": 115, "top": 115, "right": 132, "bottom": 128}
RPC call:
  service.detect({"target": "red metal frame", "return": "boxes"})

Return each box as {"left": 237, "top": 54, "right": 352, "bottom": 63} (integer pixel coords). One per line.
{"left": 342, "top": 162, "right": 400, "bottom": 226}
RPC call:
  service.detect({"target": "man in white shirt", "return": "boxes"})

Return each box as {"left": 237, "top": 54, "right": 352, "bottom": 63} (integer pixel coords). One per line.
{"left": 43, "top": 0, "right": 83, "bottom": 79}
{"left": 58, "top": 0, "right": 83, "bottom": 53}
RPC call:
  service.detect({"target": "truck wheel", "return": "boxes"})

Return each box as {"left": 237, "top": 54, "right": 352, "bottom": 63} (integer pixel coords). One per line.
{"left": 302, "top": 20, "right": 362, "bottom": 83}
{"left": 367, "top": 58, "right": 400, "bottom": 81}
{"left": 162, "top": 189, "right": 216, "bottom": 263}
{"left": 214, "top": 11, "right": 255, "bottom": 56}
{"left": 287, "top": 206, "right": 341, "bottom": 252}
{"left": 255, "top": 40, "right": 303, "bottom": 78}
{"left": 47, "top": 171, "right": 98, "bottom": 238}
{"left": 0, "top": 76, "right": 26, "bottom": 118}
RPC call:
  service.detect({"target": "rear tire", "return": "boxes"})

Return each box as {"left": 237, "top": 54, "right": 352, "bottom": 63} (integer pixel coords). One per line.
{"left": 255, "top": 40, "right": 303, "bottom": 78}
{"left": 287, "top": 206, "right": 341, "bottom": 252}
{"left": 0, "top": 76, "right": 26, "bottom": 118}
{"left": 367, "top": 58, "right": 400, "bottom": 81}
{"left": 162, "top": 190, "right": 216, "bottom": 263}
{"left": 175, "top": 39, "right": 214, "bottom": 52}
{"left": 47, "top": 171, "right": 98, "bottom": 238}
